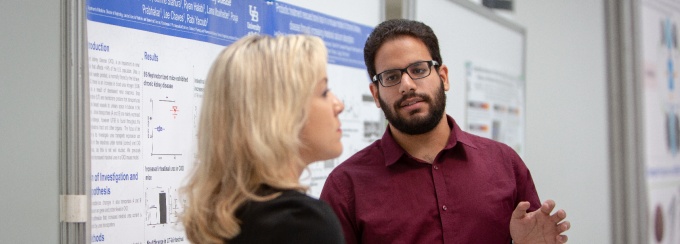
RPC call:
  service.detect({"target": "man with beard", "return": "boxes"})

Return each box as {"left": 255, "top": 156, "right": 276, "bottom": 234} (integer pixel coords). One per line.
{"left": 320, "top": 19, "right": 570, "bottom": 244}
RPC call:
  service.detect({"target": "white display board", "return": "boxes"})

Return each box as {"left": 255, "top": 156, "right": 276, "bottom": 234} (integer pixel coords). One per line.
{"left": 640, "top": 0, "right": 680, "bottom": 243}
{"left": 411, "top": 0, "right": 526, "bottom": 155}
{"left": 85, "top": 0, "right": 381, "bottom": 242}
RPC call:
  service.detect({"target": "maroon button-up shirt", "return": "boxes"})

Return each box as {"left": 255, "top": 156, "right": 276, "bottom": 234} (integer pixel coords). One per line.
{"left": 320, "top": 115, "right": 540, "bottom": 244}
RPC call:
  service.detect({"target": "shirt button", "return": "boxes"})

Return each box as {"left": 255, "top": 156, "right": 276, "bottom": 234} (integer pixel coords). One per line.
{"left": 442, "top": 205, "right": 448, "bottom": 211}
{"left": 433, "top": 165, "right": 439, "bottom": 170}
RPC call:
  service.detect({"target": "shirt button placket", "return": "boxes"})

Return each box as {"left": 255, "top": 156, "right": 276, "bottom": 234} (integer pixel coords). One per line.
{"left": 434, "top": 164, "right": 445, "bottom": 212}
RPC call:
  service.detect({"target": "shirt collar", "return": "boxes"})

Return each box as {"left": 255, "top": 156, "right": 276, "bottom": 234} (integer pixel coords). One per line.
{"left": 380, "top": 115, "right": 478, "bottom": 167}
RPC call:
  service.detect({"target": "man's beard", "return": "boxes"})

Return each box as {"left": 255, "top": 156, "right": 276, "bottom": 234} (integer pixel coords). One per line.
{"left": 378, "top": 81, "right": 446, "bottom": 135}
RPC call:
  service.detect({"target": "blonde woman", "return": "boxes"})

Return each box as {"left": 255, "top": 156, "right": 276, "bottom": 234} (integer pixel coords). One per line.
{"left": 181, "top": 34, "right": 345, "bottom": 244}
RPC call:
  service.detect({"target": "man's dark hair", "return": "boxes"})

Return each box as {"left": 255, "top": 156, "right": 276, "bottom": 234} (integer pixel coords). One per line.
{"left": 364, "top": 19, "right": 442, "bottom": 84}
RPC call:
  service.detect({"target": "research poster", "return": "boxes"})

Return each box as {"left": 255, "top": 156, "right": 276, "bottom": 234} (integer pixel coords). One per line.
{"left": 640, "top": 0, "right": 680, "bottom": 243}
{"left": 464, "top": 61, "right": 525, "bottom": 156}
{"left": 86, "top": 0, "right": 374, "bottom": 242}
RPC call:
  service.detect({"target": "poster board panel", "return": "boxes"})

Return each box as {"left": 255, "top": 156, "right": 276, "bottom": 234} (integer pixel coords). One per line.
{"left": 85, "top": 0, "right": 380, "bottom": 242}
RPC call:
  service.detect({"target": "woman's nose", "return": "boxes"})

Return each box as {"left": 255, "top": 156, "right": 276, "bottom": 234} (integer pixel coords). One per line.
{"left": 334, "top": 94, "right": 345, "bottom": 114}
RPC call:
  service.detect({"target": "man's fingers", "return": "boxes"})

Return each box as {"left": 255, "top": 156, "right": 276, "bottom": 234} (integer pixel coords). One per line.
{"left": 512, "top": 201, "right": 531, "bottom": 219}
{"left": 541, "top": 199, "right": 556, "bottom": 214}
{"left": 556, "top": 234, "right": 568, "bottom": 243}
{"left": 550, "top": 209, "right": 567, "bottom": 223}
{"left": 559, "top": 221, "right": 571, "bottom": 232}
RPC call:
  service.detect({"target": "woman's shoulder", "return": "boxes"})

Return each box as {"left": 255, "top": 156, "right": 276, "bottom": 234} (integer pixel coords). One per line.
{"left": 240, "top": 190, "right": 337, "bottom": 226}
{"left": 230, "top": 190, "right": 344, "bottom": 244}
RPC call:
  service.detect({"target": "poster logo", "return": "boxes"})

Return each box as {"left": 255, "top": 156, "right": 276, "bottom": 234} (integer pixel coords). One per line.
{"left": 249, "top": 5, "right": 259, "bottom": 22}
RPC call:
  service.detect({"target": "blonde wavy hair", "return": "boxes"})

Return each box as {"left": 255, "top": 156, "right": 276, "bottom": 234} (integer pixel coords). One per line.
{"left": 181, "top": 34, "right": 328, "bottom": 244}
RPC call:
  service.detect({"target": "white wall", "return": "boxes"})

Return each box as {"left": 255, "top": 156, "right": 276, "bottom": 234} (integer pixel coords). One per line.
{"left": 0, "top": 0, "right": 61, "bottom": 242}
{"left": 513, "top": 1, "right": 611, "bottom": 243}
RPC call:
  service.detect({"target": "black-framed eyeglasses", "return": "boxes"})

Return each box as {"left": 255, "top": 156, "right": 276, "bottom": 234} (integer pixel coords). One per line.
{"left": 372, "top": 60, "right": 439, "bottom": 87}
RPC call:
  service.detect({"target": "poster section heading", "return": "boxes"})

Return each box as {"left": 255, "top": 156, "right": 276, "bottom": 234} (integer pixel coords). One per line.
{"left": 87, "top": 0, "right": 372, "bottom": 69}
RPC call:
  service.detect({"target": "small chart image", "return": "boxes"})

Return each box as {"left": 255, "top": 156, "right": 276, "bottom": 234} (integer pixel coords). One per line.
{"left": 659, "top": 18, "right": 680, "bottom": 157}
{"left": 145, "top": 186, "right": 184, "bottom": 226}
{"left": 147, "top": 97, "right": 185, "bottom": 157}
